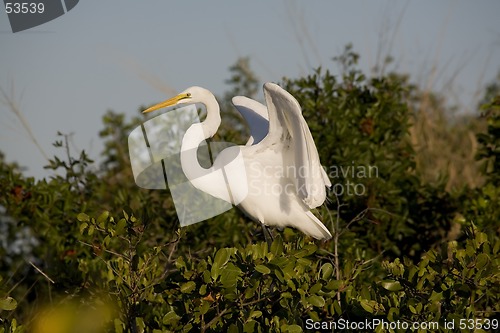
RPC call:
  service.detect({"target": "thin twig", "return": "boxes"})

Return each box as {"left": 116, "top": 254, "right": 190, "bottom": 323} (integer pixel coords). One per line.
{"left": 201, "top": 308, "right": 229, "bottom": 333}
{"left": 0, "top": 84, "right": 49, "bottom": 161}
{"left": 27, "top": 260, "right": 55, "bottom": 284}
{"left": 78, "top": 240, "right": 126, "bottom": 258}
{"left": 334, "top": 195, "right": 342, "bottom": 304}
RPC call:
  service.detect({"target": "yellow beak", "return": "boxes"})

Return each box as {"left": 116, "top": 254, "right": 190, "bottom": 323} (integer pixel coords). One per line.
{"left": 142, "top": 93, "right": 191, "bottom": 113}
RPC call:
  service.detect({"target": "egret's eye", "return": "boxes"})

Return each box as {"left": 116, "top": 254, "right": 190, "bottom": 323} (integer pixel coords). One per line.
{"left": 187, "top": 93, "right": 191, "bottom": 97}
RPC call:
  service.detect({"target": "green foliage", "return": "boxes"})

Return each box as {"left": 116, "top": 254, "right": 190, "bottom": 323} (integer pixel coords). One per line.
{"left": 476, "top": 95, "right": 500, "bottom": 186}
{"left": 283, "top": 45, "right": 458, "bottom": 260}
{"left": 377, "top": 224, "right": 500, "bottom": 324}
{"left": 224, "top": 57, "right": 259, "bottom": 99}
{"left": 0, "top": 47, "right": 499, "bottom": 332}
{"left": 153, "top": 239, "right": 330, "bottom": 332}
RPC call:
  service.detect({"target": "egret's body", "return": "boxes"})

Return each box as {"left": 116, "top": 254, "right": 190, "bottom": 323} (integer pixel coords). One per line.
{"left": 144, "top": 83, "right": 332, "bottom": 240}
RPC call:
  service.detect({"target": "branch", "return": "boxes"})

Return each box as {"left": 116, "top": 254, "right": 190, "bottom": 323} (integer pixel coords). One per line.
{"left": 0, "top": 84, "right": 49, "bottom": 161}
{"left": 27, "top": 260, "right": 55, "bottom": 284}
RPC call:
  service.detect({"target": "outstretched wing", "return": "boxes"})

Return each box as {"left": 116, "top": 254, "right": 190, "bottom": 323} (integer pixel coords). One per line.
{"left": 232, "top": 96, "right": 269, "bottom": 146}
{"left": 262, "top": 82, "right": 331, "bottom": 208}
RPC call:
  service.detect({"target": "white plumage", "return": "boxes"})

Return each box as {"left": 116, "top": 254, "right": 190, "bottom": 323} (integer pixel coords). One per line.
{"left": 143, "top": 83, "right": 332, "bottom": 240}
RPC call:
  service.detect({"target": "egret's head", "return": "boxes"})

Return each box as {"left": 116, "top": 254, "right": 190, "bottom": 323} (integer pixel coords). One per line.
{"left": 143, "top": 86, "right": 210, "bottom": 114}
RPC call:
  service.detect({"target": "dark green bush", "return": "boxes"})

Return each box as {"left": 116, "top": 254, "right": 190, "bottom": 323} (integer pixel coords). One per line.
{"left": 1, "top": 50, "right": 499, "bottom": 332}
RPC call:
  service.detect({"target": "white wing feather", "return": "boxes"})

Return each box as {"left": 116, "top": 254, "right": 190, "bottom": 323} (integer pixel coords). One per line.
{"left": 262, "top": 82, "right": 331, "bottom": 208}
{"left": 231, "top": 96, "right": 269, "bottom": 146}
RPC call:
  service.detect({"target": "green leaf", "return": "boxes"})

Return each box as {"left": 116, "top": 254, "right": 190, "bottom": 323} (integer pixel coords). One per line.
{"left": 476, "top": 253, "right": 489, "bottom": 269}
{"left": 103, "top": 235, "right": 111, "bottom": 247}
{"left": 200, "top": 300, "right": 211, "bottom": 315}
{"left": 243, "top": 320, "right": 257, "bottom": 333}
{"left": 286, "top": 324, "right": 303, "bottom": 333}
{"left": 475, "top": 231, "right": 488, "bottom": 247}
{"left": 282, "top": 262, "right": 296, "bottom": 280}
{"left": 162, "top": 311, "right": 181, "bottom": 325}
{"left": 249, "top": 310, "right": 262, "bottom": 319}
{"left": 227, "top": 324, "right": 239, "bottom": 333}
{"left": 387, "top": 307, "right": 398, "bottom": 321}
{"left": 211, "top": 264, "right": 220, "bottom": 280}
{"left": 271, "top": 237, "right": 283, "bottom": 256}
{"left": 77, "top": 213, "right": 89, "bottom": 222}
{"left": 320, "top": 263, "right": 334, "bottom": 280}
{"left": 333, "top": 300, "right": 342, "bottom": 315}
{"left": 0, "top": 297, "right": 17, "bottom": 311}
{"left": 244, "top": 279, "right": 260, "bottom": 299}
{"left": 429, "top": 291, "right": 443, "bottom": 302}
{"left": 325, "top": 280, "right": 342, "bottom": 291}
{"left": 199, "top": 284, "right": 207, "bottom": 295}
{"left": 175, "top": 257, "right": 186, "bottom": 269}
{"left": 270, "top": 256, "right": 289, "bottom": 268}
{"left": 79, "top": 222, "right": 88, "bottom": 235}
{"left": 180, "top": 281, "right": 196, "bottom": 294}
{"left": 297, "top": 258, "right": 312, "bottom": 267}
{"left": 359, "top": 299, "right": 380, "bottom": 313}
{"left": 214, "top": 248, "right": 231, "bottom": 268}
{"left": 255, "top": 264, "right": 271, "bottom": 274}
{"left": 274, "top": 269, "right": 284, "bottom": 283}
{"left": 97, "top": 211, "right": 110, "bottom": 228}
{"left": 220, "top": 263, "right": 241, "bottom": 289}
{"left": 303, "top": 244, "right": 317, "bottom": 255}
{"left": 212, "top": 248, "right": 233, "bottom": 281}
{"left": 309, "top": 282, "right": 322, "bottom": 294}
{"left": 381, "top": 280, "right": 402, "bottom": 292}
{"left": 466, "top": 244, "right": 475, "bottom": 257}
{"left": 307, "top": 295, "right": 325, "bottom": 308}
{"left": 294, "top": 244, "right": 317, "bottom": 258}
{"left": 115, "top": 218, "right": 127, "bottom": 235}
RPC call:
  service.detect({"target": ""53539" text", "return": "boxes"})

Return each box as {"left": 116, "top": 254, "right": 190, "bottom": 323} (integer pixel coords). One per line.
{"left": 5, "top": 2, "right": 45, "bottom": 14}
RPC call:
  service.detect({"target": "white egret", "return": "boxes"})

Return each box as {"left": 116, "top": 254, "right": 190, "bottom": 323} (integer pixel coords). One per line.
{"left": 143, "top": 83, "right": 332, "bottom": 240}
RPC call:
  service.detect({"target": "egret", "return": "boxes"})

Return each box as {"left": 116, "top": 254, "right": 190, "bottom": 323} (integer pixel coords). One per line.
{"left": 143, "top": 83, "right": 332, "bottom": 240}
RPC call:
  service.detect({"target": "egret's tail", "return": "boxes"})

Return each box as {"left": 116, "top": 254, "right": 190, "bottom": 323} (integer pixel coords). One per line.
{"left": 303, "top": 211, "right": 332, "bottom": 240}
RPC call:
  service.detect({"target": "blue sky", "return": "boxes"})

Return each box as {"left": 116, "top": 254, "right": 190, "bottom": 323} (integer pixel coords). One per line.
{"left": 1, "top": 0, "right": 500, "bottom": 179}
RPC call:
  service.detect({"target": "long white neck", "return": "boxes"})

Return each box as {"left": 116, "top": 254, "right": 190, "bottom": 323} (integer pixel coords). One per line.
{"left": 181, "top": 94, "right": 221, "bottom": 152}
{"left": 180, "top": 94, "right": 232, "bottom": 202}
